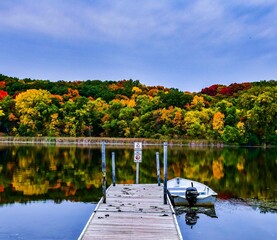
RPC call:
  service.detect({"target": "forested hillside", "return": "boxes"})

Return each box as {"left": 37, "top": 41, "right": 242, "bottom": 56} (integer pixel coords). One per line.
{"left": 0, "top": 74, "right": 276, "bottom": 145}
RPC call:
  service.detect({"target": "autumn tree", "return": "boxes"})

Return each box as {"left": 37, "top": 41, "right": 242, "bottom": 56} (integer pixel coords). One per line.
{"left": 15, "top": 89, "right": 57, "bottom": 136}
{"left": 59, "top": 96, "right": 91, "bottom": 137}
{"left": 153, "top": 107, "right": 186, "bottom": 138}
{"left": 0, "top": 90, "right": 8, "bottom": 101}
{"left": 212, "top": 112, "right": 225, "bottom": 135}
{"left": 0, "top": 73, "right": 276, "bottom": 144}
{"left": 187, "top": 95, "right": 207, "bottom": 110}
{"left": 183, "top": 110, "right": 213, "bottom": 138}
{"left": 0, "top": 106, "right": 4, "bottom": 118}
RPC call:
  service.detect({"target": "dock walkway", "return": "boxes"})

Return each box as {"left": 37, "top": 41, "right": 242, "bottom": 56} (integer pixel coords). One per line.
{"left": 78, "top": 184, "right": 182, "bottom": 240}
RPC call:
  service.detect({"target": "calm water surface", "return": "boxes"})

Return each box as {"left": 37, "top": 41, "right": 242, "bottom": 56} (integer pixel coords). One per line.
{"left": 176, "top": 200, "right": 277, "bottom": 240}
{"left": 0, "top": 144, "right": 276, "bottom": 239}
{"left": 0, "top": 201, "right": 95, "bottom": 240}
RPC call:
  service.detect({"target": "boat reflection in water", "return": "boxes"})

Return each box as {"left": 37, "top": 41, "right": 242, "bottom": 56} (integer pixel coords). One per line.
{"left": 175, "top": 206, "right": 218, "bottom": 229}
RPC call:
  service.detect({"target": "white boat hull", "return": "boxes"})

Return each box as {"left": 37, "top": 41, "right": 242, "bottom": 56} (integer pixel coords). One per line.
{"left": 170, "top": 194, "right": 217, "bottom": 206}
{"left": 167, "top": 177, "right": 217, "bottom": 206}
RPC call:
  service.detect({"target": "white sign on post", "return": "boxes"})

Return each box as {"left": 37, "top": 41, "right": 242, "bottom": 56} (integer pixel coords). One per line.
{"left": 134, "top": 150, "right": 142, "bottom": 163}
{"left": 134, "top": 142, "right": 142, "bottom": 150}
{"left": 134, "top": 142, "right": 142, "bottom": 183}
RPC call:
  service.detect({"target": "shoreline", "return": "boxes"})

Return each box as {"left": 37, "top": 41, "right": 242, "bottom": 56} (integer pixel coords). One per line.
{"left": 0, "top": 136, "right": 275, "bottom": 148}
{"left": 0, "top": 136, "right": 224, "bottom": 147}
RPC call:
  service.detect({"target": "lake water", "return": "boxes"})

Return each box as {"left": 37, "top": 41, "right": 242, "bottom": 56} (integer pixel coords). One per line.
{"left": 0, "top": 144, "right": 276, "bottom": 239}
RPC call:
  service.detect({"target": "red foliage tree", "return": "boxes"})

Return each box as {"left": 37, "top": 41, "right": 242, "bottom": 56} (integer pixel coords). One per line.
{"left": 201, "top": 84, "right": 221, "bottom": 96}
{"left": 201, "top": 82, "right": 252, "bottom": 96}
{"left": 0, "top": 90, "right": 8, "bottom": 101}
{"left": 219, "top": 86, "right": 232, "bottom": 95}
{"left": 229, "top": 82, "right": 252, "bottom": 95}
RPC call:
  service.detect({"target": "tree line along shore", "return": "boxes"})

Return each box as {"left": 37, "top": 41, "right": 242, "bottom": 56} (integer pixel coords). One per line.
{"left": 0, "top": 74, "right": 276, "bottom": 146}
{"left": 0, "top": 136, "right": 225, "bottom": 147}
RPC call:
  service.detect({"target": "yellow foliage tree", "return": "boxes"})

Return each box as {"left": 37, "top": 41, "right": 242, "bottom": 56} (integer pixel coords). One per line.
{"left": 15, "top": 89, "right": 52, "bottom": 135}
{"left": 132, "top": 86, "right": 142, "bottom": 94}
{"left": 237, "top": 121, "right": 245, "bottom": 135}
{"left": 212, "top": 112, "right": 225, "bottom": 134}
{"left": 188, "top": 95, "right": 206, "bottom": 110}
{"left": 0, "top": 106, "right": 4, "bottom": 117}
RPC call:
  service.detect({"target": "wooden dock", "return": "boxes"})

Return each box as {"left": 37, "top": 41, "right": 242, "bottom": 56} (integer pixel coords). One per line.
{"left": 78, "top": 184, "right": 183, "bottom": 240}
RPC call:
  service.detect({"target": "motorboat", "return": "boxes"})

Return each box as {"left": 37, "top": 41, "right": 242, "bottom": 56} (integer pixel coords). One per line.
{"left": 167, "top": 177, "right": 217, "bottom": 206}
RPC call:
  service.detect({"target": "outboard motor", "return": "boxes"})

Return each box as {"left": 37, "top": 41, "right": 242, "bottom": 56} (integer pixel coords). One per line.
{"left": 185, "top": 184, "right": 199, "bottom": 206}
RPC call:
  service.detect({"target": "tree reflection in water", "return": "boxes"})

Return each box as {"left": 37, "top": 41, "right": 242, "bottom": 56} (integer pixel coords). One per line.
{"left": 0, "top": 144, "right": 276, "bottom": 206}
{"left": 0, "top": 144, "right": 276, "bottom": 240}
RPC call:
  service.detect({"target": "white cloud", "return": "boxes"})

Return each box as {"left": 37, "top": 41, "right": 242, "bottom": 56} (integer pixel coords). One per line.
{"left": 1, "top": 0, "right": 277, "bottom": 46}
{"left": 1, "top": 0, "right": 277, "bottom": 75}
{"left": 0, "top": 1, "right": 83, "bottom": 38}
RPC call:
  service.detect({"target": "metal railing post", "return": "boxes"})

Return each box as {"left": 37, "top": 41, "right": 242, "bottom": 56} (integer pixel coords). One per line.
{"left": 156, "top": 152, "right": 160, "bottom": 186}
{"left": 101, "top": 142, "right": 106, "bottom": 203}
{"left": 112, "top": 152, "right": 116, "bottom": 186}
{"left": 163, "top": 142, "right": 168, "bottom": 204}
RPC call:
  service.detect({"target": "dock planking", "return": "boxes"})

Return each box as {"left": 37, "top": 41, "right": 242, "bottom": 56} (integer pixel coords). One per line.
{"left": 78, "top": 184, "right": 182, "bottom": 240}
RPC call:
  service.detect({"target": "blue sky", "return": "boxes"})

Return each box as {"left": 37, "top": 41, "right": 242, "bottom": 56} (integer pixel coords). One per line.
{"left": 1, "top": 0, "right": 277, "bottom": 92}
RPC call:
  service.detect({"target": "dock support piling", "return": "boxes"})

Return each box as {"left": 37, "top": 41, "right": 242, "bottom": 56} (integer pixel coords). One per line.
{"left": 136, "top": 162, "right": 140, "bottom": 184}
{"left": 112, "top": 152, "right": 116, "bottom": 186}
{"left": 156, "top": 152, "right": 160, "bottom": 186}
{"left": 163, "top": 142, "right": 168, "bottom": 204}
{"left": 101, "top": 142, "right": 106, "bottom": 203}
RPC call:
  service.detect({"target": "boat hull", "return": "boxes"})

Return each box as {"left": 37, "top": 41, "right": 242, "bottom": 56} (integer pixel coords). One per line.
{"left": 167, "top": 177, "right": 217, "bottom": 206}
{"left": 170, "top": 194, "right": 217, "bottom": 206}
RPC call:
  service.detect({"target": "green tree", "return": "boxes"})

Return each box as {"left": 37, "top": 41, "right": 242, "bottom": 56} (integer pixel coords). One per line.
{"left": 0, "top": 96, "right": 16, "bottom": 134}
{"left": 222, "top": 126, "right": 241, "bottom": 144}
{"left": 59, "top": 97, "right": 91, "bottom": 137}
{"left": 225, "top": 106, "right": 238, "bottom": 126}
{"left": 158, "top": 89, "right": 192, "bottom": 108}
{"left": 86, "top": 98, "right": 108, "bottom": 136}
{"left": 237, "top": 86, "right": 277, "bottom": 144}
